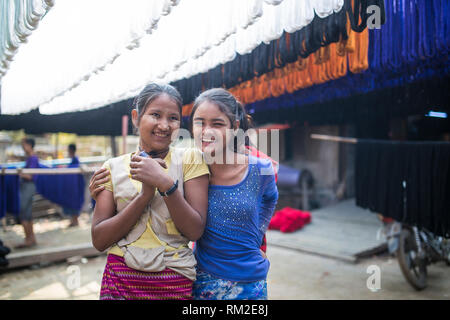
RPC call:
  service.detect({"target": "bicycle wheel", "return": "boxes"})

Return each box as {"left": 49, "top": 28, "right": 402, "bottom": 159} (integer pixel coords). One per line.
{"left": 397, "top": 229, "right": 427, "bottom": 290}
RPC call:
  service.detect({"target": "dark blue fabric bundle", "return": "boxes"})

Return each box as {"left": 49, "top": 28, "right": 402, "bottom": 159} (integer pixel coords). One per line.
{"left": 33, "top": 164, "right": 85, "bottom": 211}
{"left": 0, "top": 164, "right": 85, "bottom": 218}
{"left": 244, "top": 0, "right": 450, "bottom": 118}
{"left": 355, "top": 140, "right": 450, "bottom": 238}
{"left": 0, "top": 172, "right": 20, "bottom": 218}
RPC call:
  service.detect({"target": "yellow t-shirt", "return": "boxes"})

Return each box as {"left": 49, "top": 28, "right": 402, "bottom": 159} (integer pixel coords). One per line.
{"left": 99, "top": 147, "right": 209, "bottom": 256}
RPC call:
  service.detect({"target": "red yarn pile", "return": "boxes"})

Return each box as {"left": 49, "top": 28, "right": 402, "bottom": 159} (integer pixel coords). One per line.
{"left": 269, "top": 207, "right": 312, "bottom": 233}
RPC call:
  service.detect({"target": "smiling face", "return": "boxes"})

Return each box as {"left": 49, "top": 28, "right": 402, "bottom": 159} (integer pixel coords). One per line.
{"left": 132, "top": 93, "right": 181, "bottom": 153}
{"left": 192, "top": 100, "right": 238, "bottom": 158}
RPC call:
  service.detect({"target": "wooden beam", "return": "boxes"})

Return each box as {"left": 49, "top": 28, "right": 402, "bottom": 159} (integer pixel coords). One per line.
{"left": 354, "top": 243, "right": 388, "bottom": 260}
{"left": 311, "top": 134, "right": 357, "bottom": 144}
{"left": 268, "top": 241, "right": 358, "bottom": 264}
{"left": 2, "top": 243, "right": 105, "bottom": 270}
{"left": 1, "top": 167, "right": 98, "bottom": 175}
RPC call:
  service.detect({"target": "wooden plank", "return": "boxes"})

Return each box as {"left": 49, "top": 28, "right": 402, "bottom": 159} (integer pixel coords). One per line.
{"left": 354, "top": 243, "right": 388, "bottom": 260}
{"left": 1, "top": 243, "right": 105, "bottom": 270}
{"left": 310, "top": 134, "right": 357, "bottom": 144}
{"left": 268, "top": 241, "right": 357, "bottom": 264}
{"left": 1, "top": 167, "right": 98, "bottom": 175}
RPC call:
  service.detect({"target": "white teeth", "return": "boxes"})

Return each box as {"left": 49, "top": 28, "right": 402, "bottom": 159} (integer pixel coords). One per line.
{"left": 154, "top": 133, "right": 168, "bottom": 137}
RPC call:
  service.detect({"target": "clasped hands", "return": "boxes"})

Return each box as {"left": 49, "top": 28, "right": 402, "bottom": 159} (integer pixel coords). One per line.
{"left": 130, "top": 155, "right": 173, "bottom": 198}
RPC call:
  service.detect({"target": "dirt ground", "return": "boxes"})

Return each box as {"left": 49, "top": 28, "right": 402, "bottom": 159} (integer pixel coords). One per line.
{"left": 0, "top": 212, "right": 92, "bottom": 251}
{"left": 266, "top": 246, "right": 450, "bottom": 300}
{"left": 1, "top": 212, "right": 449, "bottom": 300}
{"left": 1, "top": 244, "right": 449, "bottom": 300}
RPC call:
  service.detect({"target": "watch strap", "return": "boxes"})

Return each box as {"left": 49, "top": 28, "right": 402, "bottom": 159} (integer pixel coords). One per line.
{"left": 158, "top": 179, "right": 178, "bottom": 197}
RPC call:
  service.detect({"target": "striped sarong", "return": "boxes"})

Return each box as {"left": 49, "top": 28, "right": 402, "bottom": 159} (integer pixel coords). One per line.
{"left": 100, "top": 254, "right": 193, "bottom": 300}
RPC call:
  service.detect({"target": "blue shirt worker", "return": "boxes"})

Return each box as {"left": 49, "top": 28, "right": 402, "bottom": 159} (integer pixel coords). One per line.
{"left": 16, "top": 138, "right": 39, "bottom": 248}
{"left": 64, "top": 143, "right": 82, "bottom": 227}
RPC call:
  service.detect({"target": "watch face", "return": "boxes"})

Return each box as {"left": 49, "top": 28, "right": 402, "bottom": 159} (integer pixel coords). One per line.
{"left": 139, "top": 151, "right": 150, "bottom": 158}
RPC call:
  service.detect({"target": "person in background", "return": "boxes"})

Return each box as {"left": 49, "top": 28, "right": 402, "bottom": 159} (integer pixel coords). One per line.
{"left": 64, "top": 143, "right": 81, "bottom": 227}
{"left": 68, "top": 143, "right": 80, "bottom": 166}
{"left": 16, "top": 138, "right": 39, "bottom": 248}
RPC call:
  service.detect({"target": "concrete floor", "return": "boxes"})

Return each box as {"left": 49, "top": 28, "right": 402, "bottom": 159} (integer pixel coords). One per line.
{"left": 266, "top": 199, "right": 387, "bottom": 263}
{"left": 1, "top": 245, "right": 449, "bottom": 300}
{"left": 266, "top": 246, "right": 450, "bottom": 300}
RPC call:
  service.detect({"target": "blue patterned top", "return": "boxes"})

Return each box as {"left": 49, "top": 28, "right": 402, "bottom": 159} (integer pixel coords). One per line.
{"left": 194, "top": 156, "right": 278, "bottom": 282}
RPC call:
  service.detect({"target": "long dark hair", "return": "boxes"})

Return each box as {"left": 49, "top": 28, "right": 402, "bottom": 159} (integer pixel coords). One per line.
{"left": 190, "top": 88, "right": 253, "bottom": 152}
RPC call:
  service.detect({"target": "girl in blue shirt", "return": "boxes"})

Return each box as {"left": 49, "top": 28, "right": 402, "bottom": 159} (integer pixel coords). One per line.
{"left": 190, "top": 88, "right": 278, "bottom": 300}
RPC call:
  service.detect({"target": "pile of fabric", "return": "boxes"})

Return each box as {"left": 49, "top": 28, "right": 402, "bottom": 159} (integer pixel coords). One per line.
{"left": 269, "top": 207, "right": 312, "bottom": 233}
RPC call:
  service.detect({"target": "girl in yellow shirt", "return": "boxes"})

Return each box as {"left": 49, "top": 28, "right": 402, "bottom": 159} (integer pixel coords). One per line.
{"left": 91, "top": 83, "right": 209, "bottom": 300}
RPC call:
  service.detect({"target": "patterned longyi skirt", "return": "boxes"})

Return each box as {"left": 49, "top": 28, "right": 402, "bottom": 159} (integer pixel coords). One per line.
{"left": 99, "top": 254, "right": 193, "bottom": 300}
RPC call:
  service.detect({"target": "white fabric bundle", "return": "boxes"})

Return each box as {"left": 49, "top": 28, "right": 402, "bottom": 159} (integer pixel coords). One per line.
{"left": 1, "top": 0, "right": 179, "bottom": 114}
{"left": 1, "top": 0, "right": 345, "bottom": 115}
{"left": 0, "top": 0, "right": 54, "bottom": 77}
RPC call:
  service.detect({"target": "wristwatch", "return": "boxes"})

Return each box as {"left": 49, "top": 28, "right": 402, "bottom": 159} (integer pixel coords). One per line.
{"left": 158, "top": 179, "right": 178, "bottom": 197}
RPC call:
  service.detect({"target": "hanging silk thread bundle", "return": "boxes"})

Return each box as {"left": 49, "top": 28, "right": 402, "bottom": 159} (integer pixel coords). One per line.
{"left": 177, "top": 0, "right": 376, "bottom": 114}
{"left": 241, "top": 0, "right": 449, "bottom": 125}
{"left": 229, "top": 28, "right": 368, "bottom": 105}
{"left": 181, "top": 26, "right": 368, "bottom": 112}
{"left": 175, "top": 1, "right": 359, "bottom": 109}
{"left": 369, "top": 0, "right": 449, "bottom": 75}
{"left": 196, "top": 0, "right": 447, "bottom": 108}
{"left": 180, "top": 0, "right": 447, "bottom": 117}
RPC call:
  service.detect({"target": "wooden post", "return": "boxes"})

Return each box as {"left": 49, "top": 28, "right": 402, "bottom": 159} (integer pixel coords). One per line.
{"left": 110, "top": 136, "right": 117, "bottom": 157}
{"left": 1, "top": 167, "right": 97, "bottom": 175}
{"left": 302, "top": 178, "right": 309, "bottom": 211}
{"left": 310, "top": 134, "right": 357, "bottom": 144}
{"left": 54, "top": 132, "right": 59, "bottom": 159}
{"left": 122, "top": 115, "right": 128, "bottom": 155}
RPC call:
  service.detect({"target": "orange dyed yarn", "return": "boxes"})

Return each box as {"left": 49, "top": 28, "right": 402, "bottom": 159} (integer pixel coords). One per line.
{"left": 181, "top": 18, "right": 369, "bottom": 112}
